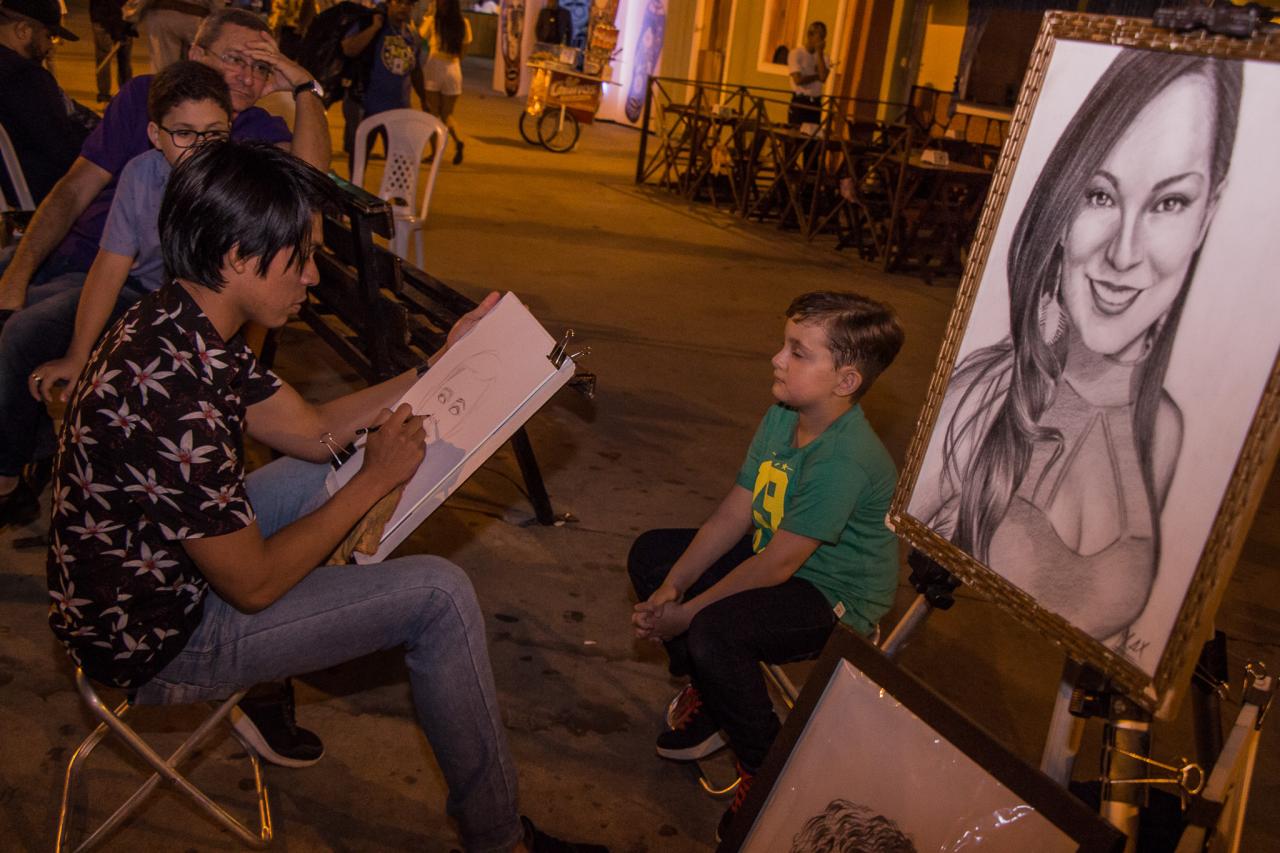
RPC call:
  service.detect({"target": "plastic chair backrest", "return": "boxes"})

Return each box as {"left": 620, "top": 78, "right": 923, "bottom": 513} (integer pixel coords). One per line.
{"left": 0, "top": 122, "right": 36, "bottom": 212}
{"left": 350, "top": 109, "right": 448, "bottom": 223}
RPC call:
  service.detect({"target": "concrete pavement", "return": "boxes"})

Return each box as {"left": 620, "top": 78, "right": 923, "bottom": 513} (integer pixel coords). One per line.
{"left": 2, "top": 4, "right": 1276, "bottom": 850}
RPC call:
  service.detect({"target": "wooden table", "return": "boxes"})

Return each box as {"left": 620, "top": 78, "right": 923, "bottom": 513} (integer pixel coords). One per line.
{"left": 885, "top": 153, "right": 992, "bottom": 281}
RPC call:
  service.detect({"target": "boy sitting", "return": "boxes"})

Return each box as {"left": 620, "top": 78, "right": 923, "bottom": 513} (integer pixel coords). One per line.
{"left": 629, "top": 291, "right": 905, "bottom": 839}
{"left": 30, "top": 60, "right": 232, "bottom": 406}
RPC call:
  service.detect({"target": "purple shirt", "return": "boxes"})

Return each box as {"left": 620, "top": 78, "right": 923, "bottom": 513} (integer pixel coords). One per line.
{"left": 53, "top": 75, "right": 292, "bottom": 270}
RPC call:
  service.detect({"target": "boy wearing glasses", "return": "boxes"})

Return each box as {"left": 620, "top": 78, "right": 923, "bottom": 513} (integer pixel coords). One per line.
{"left": 0, "top": 8, "right": 329, "bottom": 529}
{"left": 28, "top": 61, "right": 232, "bottom": 407}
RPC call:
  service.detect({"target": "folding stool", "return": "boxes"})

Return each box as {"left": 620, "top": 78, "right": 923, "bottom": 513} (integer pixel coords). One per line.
{"left": 55, "top": 667, "right": 273, "bottom": 851}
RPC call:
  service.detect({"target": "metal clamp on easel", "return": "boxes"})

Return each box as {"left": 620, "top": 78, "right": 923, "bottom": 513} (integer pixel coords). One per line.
{"left": 879, "top": 550, "right": 963, "bottom": 658}
{"left": 1153, "top": 1, "right": 1279, "bottom": 38}
{"left": 548, "top": 329, "right": 597, "bottom": 399}
{"left": 1173, "top": 661, "right": 1273, "bottom": 851}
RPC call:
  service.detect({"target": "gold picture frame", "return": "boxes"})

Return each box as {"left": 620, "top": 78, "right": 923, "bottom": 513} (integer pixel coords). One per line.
{"left": 888, "top": 12, "right": 1280, "bottom": 715}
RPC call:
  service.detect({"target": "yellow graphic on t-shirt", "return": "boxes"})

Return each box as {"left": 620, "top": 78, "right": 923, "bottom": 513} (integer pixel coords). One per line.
{"left": 751, "top": 460, "right": 789, "bottom": 551}
{"left": 382, "top": 34, "right": 417, "bottom": 76}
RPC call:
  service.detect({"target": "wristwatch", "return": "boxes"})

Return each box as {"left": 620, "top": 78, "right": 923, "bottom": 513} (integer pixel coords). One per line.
{"left": 293, "top": 79, "right": 325, "bottom": 100}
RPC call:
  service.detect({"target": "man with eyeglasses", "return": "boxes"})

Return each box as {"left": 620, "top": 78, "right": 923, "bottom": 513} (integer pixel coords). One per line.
{"left": 0, "top": 0, "right": 94, "bottom": 206}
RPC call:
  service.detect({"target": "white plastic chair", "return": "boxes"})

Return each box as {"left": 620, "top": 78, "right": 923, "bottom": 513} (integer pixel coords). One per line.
{"left": 350, "top": 109, "right": 448, "bottom": 269}
{"left": 0, "top": 121, "right": 36, "bottom": 212}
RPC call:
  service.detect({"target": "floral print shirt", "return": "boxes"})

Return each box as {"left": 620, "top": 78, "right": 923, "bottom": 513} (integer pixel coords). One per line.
{"left": 47, "top": 283, "right": 281, "bottom": 688}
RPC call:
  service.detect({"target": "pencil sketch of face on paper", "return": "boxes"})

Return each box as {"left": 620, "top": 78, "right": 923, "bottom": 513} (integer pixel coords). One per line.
{"left": 409, "top": 351, "right": 502, "bottom": 443}
{"left": 907, "top": 47, "right": 1248, "bottom": 669}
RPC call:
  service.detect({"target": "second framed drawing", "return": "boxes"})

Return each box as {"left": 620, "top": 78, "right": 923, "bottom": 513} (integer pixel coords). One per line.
{"left": 888, "top": 13, "right": 1280, "bottom": 713}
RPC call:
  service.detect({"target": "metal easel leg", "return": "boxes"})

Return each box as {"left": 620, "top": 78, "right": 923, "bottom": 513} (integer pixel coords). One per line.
{"left": 1101, "top": 694, "right": 1152, "bottom": 852}
{"left": 510, "top": 427, "right": 555, "bottom": 525}
{"left": 1040, "top": 659, "right": 1086, "bottom": 786}
{"left": 1175, "top": 661, "right": 1273, "bottom": 853}
{"left": 880, "top": 550, "right": 961, "bottom": 660}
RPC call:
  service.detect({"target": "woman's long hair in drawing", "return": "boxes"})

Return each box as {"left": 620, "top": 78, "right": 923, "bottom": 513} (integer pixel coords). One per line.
{"left": 938, "top": 51, "right": 1242, "bottom": 568}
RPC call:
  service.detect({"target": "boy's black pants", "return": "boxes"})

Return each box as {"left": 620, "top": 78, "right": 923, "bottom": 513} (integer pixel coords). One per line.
{"left": 627, "top": 528, "right": 837, "bottom": 770}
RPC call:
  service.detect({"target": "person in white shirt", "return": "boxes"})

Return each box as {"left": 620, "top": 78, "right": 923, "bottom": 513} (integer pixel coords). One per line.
{"left": 787, "top": 21, "right": 829, "bottom": 127}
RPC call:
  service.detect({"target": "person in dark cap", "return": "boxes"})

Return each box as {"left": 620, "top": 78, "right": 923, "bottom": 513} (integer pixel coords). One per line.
{"left": 0, "top": 0, "right": 92, "bottom": 206}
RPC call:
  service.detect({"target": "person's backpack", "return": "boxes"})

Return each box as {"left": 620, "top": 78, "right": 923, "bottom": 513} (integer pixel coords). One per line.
{"left": 297, "top": 1, "right": 379, "bottom": 106}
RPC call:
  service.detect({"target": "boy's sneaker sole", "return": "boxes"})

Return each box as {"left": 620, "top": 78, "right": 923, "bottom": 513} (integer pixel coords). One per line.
{"left": 655, "top": 729, "right": 727, "bottom": 761}
{"left": 230, "top": 706, "right": 324, "bottom": 768}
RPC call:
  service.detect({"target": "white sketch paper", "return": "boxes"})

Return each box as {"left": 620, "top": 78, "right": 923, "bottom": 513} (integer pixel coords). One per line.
{"left": 326, "top": 292, "right": 576, "bottom": 563}
{"left": 742, "top": 661, "right": 1074, "bottom": 852}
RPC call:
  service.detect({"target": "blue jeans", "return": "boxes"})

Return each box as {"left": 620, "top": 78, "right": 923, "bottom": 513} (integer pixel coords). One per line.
{"left": 0, "top": 247, "right": 141, "bottom": 476}
{"left": 134, "top": 457, "right": 523, "bottom": 852}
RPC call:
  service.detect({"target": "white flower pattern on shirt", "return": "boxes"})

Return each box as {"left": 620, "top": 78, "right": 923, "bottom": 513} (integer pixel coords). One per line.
{"left": 47, "top": 284, "right": 280, "bottom": 689}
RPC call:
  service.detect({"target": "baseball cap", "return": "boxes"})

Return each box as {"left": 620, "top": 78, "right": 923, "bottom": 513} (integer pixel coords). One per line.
{"left": 0, "top": 0, "right": 79, "bottom": 42}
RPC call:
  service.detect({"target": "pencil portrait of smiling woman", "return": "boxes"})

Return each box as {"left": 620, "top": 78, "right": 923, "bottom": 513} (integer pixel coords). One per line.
{"left": 909, "top": 48, "right": 1245, "bottom": 663}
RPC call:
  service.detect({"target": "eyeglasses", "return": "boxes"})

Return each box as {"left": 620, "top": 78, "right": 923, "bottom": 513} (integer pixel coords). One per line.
{"left": 215, "top": 50, "right": 275, "bottom": 79}
{"left": 157, "top": 126, "right": 230, "bottom": 149}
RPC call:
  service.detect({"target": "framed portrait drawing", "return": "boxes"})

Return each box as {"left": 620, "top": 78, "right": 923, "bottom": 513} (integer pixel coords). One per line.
{"left": 887, "top": 12, "right": 1280, "bottom": 713}
{"left": 717, "top": 627, "right": 1124, "bottom": 852}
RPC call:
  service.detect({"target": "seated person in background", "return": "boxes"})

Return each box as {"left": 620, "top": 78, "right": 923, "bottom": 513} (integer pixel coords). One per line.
{"left": 0, "top": 0, "right": 94, "bottom": 206}
{"left": 534, "top": 0, "right": 572, "bottom": 46}
{"left": 629, "top": 291, "right": 904, "bottom": 840}
{"left": 787, "top": 21, "right": 829, "bottom": 127}
{"left": 0, "top": 6, "right": 329, "bottom": 522}
{"left": 47, "top": 138, "right": 607, "bottom": 853}
{"left": 27, "top": 62, "right": 233, "bottom": 458}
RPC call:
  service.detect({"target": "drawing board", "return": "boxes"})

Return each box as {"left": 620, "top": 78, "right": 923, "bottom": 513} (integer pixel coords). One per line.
{"left": 326, "top": 292, "right": 575, "bottom": 562}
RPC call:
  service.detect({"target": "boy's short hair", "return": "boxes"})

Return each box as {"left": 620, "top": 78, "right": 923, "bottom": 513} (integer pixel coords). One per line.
{"left": 194, "top": 7, "right": 272, "bottom": 49}
{"left": 786, "top": 291, "right": 904, "bottom": 392}
{"left": 147, "top": 60, "right": 233, "bottom": 125}
{"left": 160, "top": 139, "right": 342, "bottom": 292}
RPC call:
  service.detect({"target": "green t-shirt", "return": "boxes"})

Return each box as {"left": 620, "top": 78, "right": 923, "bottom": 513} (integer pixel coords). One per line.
{"left": 735, "top": 403, "right": 900, "bottom": 634}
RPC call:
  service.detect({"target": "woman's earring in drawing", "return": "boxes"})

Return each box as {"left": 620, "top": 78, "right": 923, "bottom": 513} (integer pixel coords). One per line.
{"left": 1038, "top": 264, "right": 1067, "bottom": 347}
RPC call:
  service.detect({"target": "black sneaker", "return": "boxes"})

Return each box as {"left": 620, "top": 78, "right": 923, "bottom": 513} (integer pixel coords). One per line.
{"left": 0, "top": 479, "right": 39, "bottom": 530}
{"left": 715, "top": 762, "right": 755, "bottom": 843}
{"left": 520, "top": 815, "right": 609, "bottom": 852}
{"left": 655, "top": 685, "right": 726, "bottom": 761}
{"left": 231, "top": 679, "right": 325, "bottom": 768}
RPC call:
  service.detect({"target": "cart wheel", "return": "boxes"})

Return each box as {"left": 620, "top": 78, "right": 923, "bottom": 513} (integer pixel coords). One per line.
{"left": 519, "top": 111, "right": 540, "bottom": 145}
{"left": 538, "top": 110, "right": 580, "bottom": 153}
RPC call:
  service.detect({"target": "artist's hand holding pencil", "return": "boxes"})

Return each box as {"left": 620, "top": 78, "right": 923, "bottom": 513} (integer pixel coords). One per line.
{"left": 356, "top": 404, "right": 426, "bottom": 493}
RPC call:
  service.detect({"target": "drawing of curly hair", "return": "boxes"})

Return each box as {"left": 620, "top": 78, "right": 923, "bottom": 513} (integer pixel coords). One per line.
{"left": 790, "top": 799, "right": 917, "bottom": 853}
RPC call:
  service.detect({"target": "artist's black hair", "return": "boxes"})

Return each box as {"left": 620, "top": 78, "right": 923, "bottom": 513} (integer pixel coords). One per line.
{"left": 160, "top": 139, "right": 342, "bottom": 291}
{"left": 147, "top": 60, "right": 232, "bottom": 125}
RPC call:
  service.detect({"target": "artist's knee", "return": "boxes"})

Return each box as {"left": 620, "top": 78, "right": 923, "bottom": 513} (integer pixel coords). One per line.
{"left": 402, "top": 556, "right": 484, "bottom": 630}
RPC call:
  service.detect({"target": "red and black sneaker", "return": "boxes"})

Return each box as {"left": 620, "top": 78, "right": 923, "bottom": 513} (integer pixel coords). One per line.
{"left": 715, "top": 761, "right": 755, "bottom": 842}
{"left": 655, "top": 684, "right": 727, "bottom": 761}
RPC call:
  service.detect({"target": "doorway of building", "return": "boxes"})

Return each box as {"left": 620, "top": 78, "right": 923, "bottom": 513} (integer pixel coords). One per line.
{"left": 695, "top": 0, "right": 734, "bottom": 84}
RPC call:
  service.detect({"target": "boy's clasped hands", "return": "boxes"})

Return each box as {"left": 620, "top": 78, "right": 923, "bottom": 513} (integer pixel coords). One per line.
{"left": 632, "top": 581, "right": 690, "bottom": 642}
